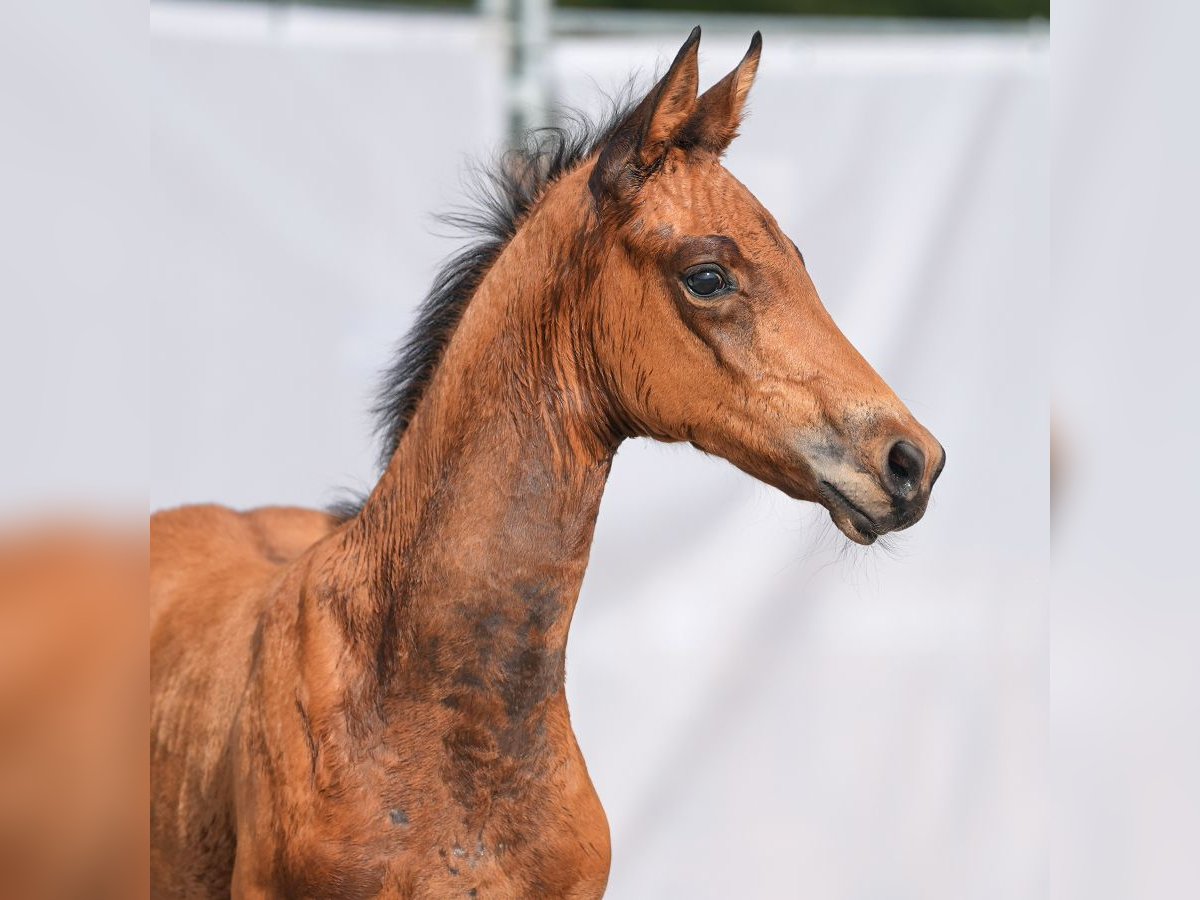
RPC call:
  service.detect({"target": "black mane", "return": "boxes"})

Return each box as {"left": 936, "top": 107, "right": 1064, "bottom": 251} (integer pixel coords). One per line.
{"left": 330, "top": 94, "right": 639, "bottom": 520}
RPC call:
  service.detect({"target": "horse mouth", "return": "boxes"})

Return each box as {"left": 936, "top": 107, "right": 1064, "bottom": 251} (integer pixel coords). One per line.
{"left": 819, "top": 481, "right": 880, "bottom": 545}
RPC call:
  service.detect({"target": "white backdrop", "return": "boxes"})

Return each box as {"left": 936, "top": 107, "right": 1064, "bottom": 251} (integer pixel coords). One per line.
{"left": 150, "top": 3, "right": 1048, "bottom": 897}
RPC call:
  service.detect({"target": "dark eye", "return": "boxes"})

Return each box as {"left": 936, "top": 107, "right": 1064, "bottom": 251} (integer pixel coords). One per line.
{"left": 683, "top": 266, "right": 728, "bottom": 298}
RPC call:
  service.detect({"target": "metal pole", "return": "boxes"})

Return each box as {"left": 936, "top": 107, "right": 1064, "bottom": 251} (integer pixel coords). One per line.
{"left": 481, "top": 0, "right": 551, "bottom": 145}
{"left": 510, "top": 0, "right": 551, "bottom": 141}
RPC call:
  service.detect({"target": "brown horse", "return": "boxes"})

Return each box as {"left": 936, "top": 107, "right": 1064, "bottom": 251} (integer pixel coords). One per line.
{"left": 151, "top": 29, "right": 944, "bottom": 899}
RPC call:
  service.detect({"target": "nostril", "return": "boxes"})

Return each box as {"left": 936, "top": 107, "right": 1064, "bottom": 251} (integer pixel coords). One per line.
{"left": 885, "top": 440, "right": 925, "bottom": 498}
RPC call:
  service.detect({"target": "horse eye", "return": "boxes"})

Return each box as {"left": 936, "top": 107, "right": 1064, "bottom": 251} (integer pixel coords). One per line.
{"left": 684, "top": 267, "right": 727, "bottom": 298}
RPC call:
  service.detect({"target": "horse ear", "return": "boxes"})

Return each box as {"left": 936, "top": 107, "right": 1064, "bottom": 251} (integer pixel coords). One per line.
{"left": 679, "top": 31, "right": 762, "bottom": 156}
{"left": 589, "top": 27, "right": 701, "bottom": 206}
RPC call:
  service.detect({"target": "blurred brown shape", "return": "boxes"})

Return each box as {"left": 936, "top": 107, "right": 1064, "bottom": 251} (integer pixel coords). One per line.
{"left": 0, "top": 521, "right": 146, "bottom": 900}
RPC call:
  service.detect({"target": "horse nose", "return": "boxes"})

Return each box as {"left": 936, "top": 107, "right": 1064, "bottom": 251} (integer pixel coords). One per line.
{"left": 929, "top": 442, "right": 946, "bottom": 488}
{"left": 883, "top": 439, "right": 925, "bottom": 503}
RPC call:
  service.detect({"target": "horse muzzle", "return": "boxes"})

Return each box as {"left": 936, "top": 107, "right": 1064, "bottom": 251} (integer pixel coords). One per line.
{"left": 799, "top": 430, "right": 946, "bottom": 545}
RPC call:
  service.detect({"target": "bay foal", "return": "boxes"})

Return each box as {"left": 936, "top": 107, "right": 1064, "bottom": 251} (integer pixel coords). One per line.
{"left": 151, "top": 29, "right": 944, "bottom": 898}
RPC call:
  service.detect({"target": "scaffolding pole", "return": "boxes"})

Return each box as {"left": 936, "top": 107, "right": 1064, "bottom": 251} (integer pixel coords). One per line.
{"left": 481, "top": 0, "right": 552, "bottom": 145}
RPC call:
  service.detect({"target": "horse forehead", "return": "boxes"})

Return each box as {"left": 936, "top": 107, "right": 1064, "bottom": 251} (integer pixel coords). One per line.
{"left": 643, "top": 162, "right": 765, "bottom": 231}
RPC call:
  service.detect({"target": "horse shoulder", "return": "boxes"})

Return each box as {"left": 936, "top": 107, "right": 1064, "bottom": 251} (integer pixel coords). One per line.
{"left": 149, "top": 503, "right": 334, "bottom": 897}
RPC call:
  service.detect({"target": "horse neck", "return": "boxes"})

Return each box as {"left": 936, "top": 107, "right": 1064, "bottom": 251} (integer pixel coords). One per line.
{"left": 324, "top": 170, "right": 616, "bottom": 715}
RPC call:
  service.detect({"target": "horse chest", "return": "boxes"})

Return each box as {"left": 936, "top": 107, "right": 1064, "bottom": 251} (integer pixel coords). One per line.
{"left": 246, "top": 703, "right": 610, "bottom": 898}
{"left": 265, "top": 795, "right": 609, "bottom": 899}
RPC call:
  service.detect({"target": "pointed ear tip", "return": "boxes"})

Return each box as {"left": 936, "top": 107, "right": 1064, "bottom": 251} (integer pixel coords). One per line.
{"left": 749, "top": 31, "right": 763, "bottom": 53}
{"left": 667, "top": 26, "right": 699, "bottom": 67}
